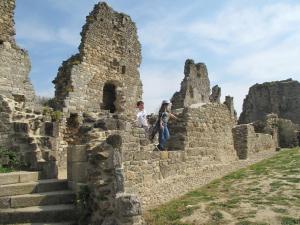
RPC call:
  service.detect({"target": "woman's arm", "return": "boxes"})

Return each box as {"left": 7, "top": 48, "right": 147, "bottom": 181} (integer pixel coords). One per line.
{"left": 169, "top": 113, "right": 178, "bottom": 120}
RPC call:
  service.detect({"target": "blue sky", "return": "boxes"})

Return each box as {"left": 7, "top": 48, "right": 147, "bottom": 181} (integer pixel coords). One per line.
{"left": 14, "top": 0, "right": 300, "bottom": 114}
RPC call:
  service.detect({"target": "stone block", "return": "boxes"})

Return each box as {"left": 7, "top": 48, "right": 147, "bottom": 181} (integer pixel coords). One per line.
{"left": 19, "top": 171, "right": 39, "bottom": 183}
{"left": 116, "top": 194, "right": 142, "bottom": 217}
{"left": 69, "top": 145, "right": 87, "bottom": 162}
{"left": 13, "top": 122, "right": 29, "bottom": 133}
{"left": 71, "top": 162, "right": 87, "bottom": 183}
{"left": 160, "top": 151, "right": 169, "bottom": 160}
{"left": 0, "top": 172, "right": 19, "bottom": 185}
{"left": 44, "top": 122, "right": 59, "bottom": 137}
{"left": 0, "top": 196, "right": 10, "bottom": 208}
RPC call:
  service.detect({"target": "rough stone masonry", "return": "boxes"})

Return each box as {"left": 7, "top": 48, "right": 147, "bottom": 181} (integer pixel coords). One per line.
{"left": 239, "top": 79, "right": 300, "bottom": 125}
{"left": 0, "top": 0, "right": 35, "bottom": 105}
{"left": 53, "top": 2, "right": 142, "bottom": 118}
{"left": 0, "top": 1, "right": 281, "bottom": 225}
{"left": 171, "top": 59, "right": 210, "bottom": 109}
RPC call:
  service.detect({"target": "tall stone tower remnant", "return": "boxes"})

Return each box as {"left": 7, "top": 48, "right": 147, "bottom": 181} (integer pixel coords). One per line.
{"left": 53, "top": 2, "right": 143, "bottom": 119}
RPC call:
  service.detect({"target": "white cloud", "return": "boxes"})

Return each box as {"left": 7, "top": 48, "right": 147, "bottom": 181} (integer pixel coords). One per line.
{"left": 139, "top": 1, "right": 300, "bottom": 115}
{"left": 228, "top": 33, "right": 300, "bottom": 81}
{"left": 188, "top": 3, "right": 300, "bottom": 49}
{"left": 141, "top": 67, "right": 183, "bottom": 113}
{"left": 16, "top": 21, "right": 80, "bottom": 47}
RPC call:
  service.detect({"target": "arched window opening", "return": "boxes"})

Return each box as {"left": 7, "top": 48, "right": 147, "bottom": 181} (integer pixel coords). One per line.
{"left": 102, "top": 83, "right": 116, "bottom": 113}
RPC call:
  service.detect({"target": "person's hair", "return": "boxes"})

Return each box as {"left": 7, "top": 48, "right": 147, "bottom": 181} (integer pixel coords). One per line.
{"left": 136, "top": 101, "right": 144, "bottom": 107}
{"left": 158, "top": 103, "right": 170, "bottom": 115}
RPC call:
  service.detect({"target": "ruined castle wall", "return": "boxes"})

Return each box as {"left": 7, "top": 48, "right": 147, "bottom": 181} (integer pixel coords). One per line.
{"left": 0, "top": 42, "right": 35, "bottom": 103}
{"left": 0, "top": 0, "right": 15, "bottom": 43}
{"left": 0, "top": 96, "right": 13, "bottom": 148}
{"left": 0, "top": 0, "right": 35, "bottom": 105}
{"left": 54, "top": 3, "right": 142, "bottom": 118}
{"left": 233, "top": 124, "right": 276, "bottom": 159}
{"left": 239, "top": 79, "right": 300, "bottom": 125}
{"left": 122, "top": 104, "right": 238, "bottom": 208}
{"left": 168, "top": 104, "right": 237, "bottom": 162}
{"left": 171, "top": 59, "right": 211, "bottom": 109}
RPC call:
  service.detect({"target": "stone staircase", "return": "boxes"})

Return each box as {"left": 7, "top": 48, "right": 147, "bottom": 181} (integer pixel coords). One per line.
{"left": 0, "top": 171, "right": 77, "bottom": 224}
{"left": 1, "top": 95, "right": 68, "bottom": 179}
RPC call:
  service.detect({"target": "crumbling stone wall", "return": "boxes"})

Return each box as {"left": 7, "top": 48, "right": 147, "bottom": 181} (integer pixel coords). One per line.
{"left": 0, "top": 0, "right": 15, "bottom": 43}
{"left": 171, "top": 59, "right": 210, "bottom": 109}
{"left": 0, "top": 42, "right": 35, "bottom": 104}
{"left": 66, "top": 112, "right": 144, "bottom": 225}
{"left": 68, "top": 108, "right": 238, "bottom": 219}
{"left": 232, "top": 124, "right": 276, "bottom": 159}
{"left": 0, "top": 95, "right": 13, "bottom": 148}
{"left": 0, "top": 0, "right": 35, "bottom": 105}
{"left": 122, "top": 104, "right": 238, "bottom": 208}
{"left": 239, "top": 79, "right": 300, "bottom": 125}
{"left": 253, "top": 114, "right": 298, "bottom": 148}
{"left": 224, "top": 95, "right": 237, "bottom": 120}
{"left": 53, "top": 2, "right": 142, "bottom": 118}
{"left": 0, "top": 95, "right": 67, "bottom": 178}
{"left": 168, "top": 104, "right": 237, "bottom": 161}
{"left": 209, "top": 85, "right": 221, "bottom": 103}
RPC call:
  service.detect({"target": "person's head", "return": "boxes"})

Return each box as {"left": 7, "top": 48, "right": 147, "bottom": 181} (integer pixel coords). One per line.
{"left": 159, "top": 100, "right": 171, "bottom": 113}
{"left": 136, "top": 101, "right": 144, "bottom": 110}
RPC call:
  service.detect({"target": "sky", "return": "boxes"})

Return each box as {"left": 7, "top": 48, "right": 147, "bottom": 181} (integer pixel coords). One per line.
{"left": 14, "top": 0, "right": 300, "bottom": 115}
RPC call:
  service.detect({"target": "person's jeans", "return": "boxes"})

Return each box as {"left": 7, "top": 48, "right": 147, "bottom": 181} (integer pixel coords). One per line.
{"left": 159, "top": 124, "right": 170, "bottom": 150}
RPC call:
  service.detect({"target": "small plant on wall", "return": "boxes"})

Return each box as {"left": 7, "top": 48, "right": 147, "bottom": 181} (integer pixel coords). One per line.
{"left": 0, "top": 146, "right": 23, "bottom": 173}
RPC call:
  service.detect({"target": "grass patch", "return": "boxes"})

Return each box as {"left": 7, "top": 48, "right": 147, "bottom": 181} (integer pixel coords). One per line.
{"left": 272, "top": 207, "right": 288, "bottom": 213}
{"left": 211, "top": 210, "right": 224, "bottom": 221}
{"left": 236, "top": 221, "right": 268, "bottom": 225}
{"left": 270, "top": 181, "right": 286, "bottom": 191}
{"left": 0, "top": 165, "right": 14, "bottom": 173}
{"left": 281, "top": 217, "right": 300, "bottom": 225}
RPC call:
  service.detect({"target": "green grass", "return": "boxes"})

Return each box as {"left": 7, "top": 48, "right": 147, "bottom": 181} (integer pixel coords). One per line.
{"left": 0, "top": 165, "right": 14, "bottom": 173}
{"left": 145, "top": 148, "right": 300, "bottom": 225}
{"left": 281, "top": 217, "right": 300, "bottom": 225}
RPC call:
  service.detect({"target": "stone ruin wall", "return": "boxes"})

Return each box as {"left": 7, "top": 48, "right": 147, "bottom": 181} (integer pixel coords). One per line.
{"left": 233, "top": 124, "right": 276, "bottom": 160}
{"left": 0, "top": 0, "right": 35, "bottom": 105}
{"left": 0, "top": 0, "right": 15, "bottom": 43}
{"left": 0, "top": 1, "right": 283, "bottom": 224}
{"left": 0, "top": 42, "right": 35, "bottom": 104}
{"left": 253, "top": 114, "right": 299, "bottom": 148}
{"left": 123, "top": 103, "right": 238, "bottom": 209}
{"left": 171, "top": 59, "right": 210, "bottom": 109}
{"left": 168, "top": 104, "right": 237, "bottom": 161}
{"left": 66, "top": 54, "right": 277, "bottom": 224}
{"left": 239, "top": 79, "right": 300, "bottom": 125}
{"left": 0, "top": 95, "right": 67, "bottom": 178}
{"left": 53, "top": 2, "right": 142, "bottom": 119}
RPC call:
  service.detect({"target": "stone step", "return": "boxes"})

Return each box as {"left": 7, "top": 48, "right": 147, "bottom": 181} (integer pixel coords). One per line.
{"left": 1, "top": 190, "right": 75, "bottom": 209}
{"left": 0, "top": 179, "right": 68, "bottom": 197}
{"left": 8, "top": 223, "right": 76, "bottom": 225}
{"left": 0, "top": 171, "right": 39, "bottom": 185}
{"left": 0, "top": 204, "right": 76, "bottom": 224}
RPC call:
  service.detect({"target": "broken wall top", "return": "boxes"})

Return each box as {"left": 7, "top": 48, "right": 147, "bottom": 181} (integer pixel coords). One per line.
{"left": 0, "top": 0, "right": 35, "bottom": 104}
{"left": 171, "top": 59, "right": 211, "bottom": 109}
{"left": 0, "top": 0, "right": 16, "bottom": 44}
{"left": 239, "top": 79, "right": 300, "bottom": 125}
{"left": 53, "top": 2, "right": 142, "bottom": 118}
